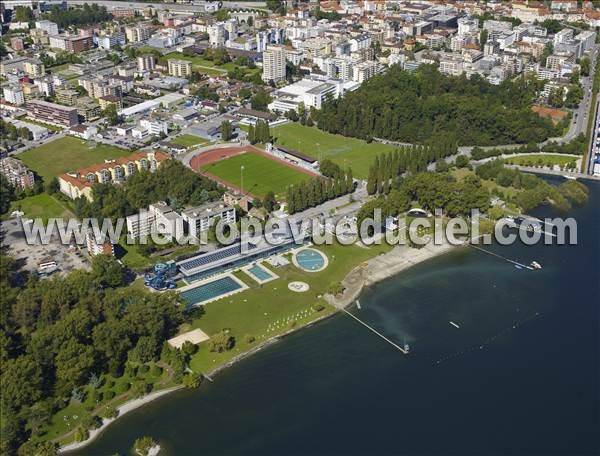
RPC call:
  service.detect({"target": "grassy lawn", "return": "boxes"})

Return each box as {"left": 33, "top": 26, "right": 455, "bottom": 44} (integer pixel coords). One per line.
{"left": 18, "top": 136, "right": 131, "bottom": 181}
{"left": 451, "top": 167, "right": 521, "bottom": 199}
{"left": 271, "top": 123, "right": 397, "bottom": 179}
{"left": 165, "top": 52, "right": 260, "bottom": 78}
{"left": 171, "top": 134, "right": 209, "bottom": 148}
{"left": 503, "top": 154, "right": 579, "bottom": 168}
{"left": 40, "top": 363, "right": 171, "bottom": 445}
{"left": 187, "top": 241, "right": 393, "bottom": 373}
{"left": 8, "top": 193, "right": 75, "bottom": 223}
{"left": 201, "top": 151, "right": 309, "bottom": 198}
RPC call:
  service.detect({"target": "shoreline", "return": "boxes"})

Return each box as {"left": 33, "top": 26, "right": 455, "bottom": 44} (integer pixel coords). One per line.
{"left": 59, "top": 240, "right": 457, "bottom": 453}
{"left": 60, "top": 386, "right": 183, "bottom": 453}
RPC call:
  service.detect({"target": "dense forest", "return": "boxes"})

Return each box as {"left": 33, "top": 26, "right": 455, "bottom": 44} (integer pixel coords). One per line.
{"left": 317, "top": 64, "right": 558, "bottom": 146}
{"left": 0, "top": 254, "right": 193, "bottom": 454}
{"left": 62, "top": 160, "right": 223, "bottom": 221}
{"left": 44, "top": 4, "right": 112, "bottom": 28}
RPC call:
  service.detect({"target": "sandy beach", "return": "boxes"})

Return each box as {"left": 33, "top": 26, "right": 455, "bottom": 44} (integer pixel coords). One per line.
{"left": 326, "top": 240, "right": 458, "bottom": 309}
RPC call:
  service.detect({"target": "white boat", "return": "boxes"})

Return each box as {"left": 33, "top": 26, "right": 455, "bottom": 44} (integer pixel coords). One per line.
{"left": 450, "top": 321, "right": 460, "bottom": 329}
{"left": 530, "top": 261, "right": 542, "bottom": 270}
{"left": 563, "top": 175, "right": 577, "bottom": 180}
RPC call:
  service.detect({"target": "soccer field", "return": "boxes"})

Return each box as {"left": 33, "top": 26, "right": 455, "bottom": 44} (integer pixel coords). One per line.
{"left": 18, "top": 136, "right": 131, "bottom": 181}
{"left": 271, "top": 123, "right": 397, "bottom": 178}
{"left": 201, "top": 151, "right": 309, "bottom": 198}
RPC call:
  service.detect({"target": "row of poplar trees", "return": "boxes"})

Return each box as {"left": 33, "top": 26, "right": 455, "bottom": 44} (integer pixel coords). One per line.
{"left": 287, "top": 171, "right": 353, "bottom": 214}
{"left": 247, "top": 120, "right": 271, "bottom": 144}
{"left": 367, "top": 140, "right": 458, "bottom": 195}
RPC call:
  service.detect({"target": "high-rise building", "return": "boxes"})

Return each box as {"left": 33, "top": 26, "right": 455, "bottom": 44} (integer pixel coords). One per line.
{"left": 167, "top": 59, "right": 192, "bottom": 78}
{"left": 262, "top": 45, "right": 286, "bottom": 82}
{"left": 125, "top": 25, "right": 151, "bottom": 43}
{"left": 3, "top": 85, "right": 25, "bottom": 106}
{"left": 137, "top": 54, "right": 156, "bottom": 72}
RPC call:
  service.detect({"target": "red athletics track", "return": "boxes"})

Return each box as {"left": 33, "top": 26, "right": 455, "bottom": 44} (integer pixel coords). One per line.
{"left": 188, "top": 145, "right": 320, "bottom": 198}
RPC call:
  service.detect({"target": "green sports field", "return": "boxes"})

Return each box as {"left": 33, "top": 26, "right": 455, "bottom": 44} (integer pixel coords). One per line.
{"left": 18, "top": 136, "right": 131, "bottom": 181}
{"left": 171, "top": 134, "right": 209, "bottom": 148}
{"left": 201, "top": 151, "right": 308, "bottom": 198}
{"left": 271, "top": 123, "right": 397, "bottom": 178}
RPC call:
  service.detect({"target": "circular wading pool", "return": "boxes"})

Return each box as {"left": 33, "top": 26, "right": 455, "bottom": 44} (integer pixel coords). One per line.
{"left": 294, "top": 248, "right": 328, "bottom": 272}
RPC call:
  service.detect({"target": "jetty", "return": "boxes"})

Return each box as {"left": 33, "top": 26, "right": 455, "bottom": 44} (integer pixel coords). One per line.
{"left": 341, "top": 308, "right": 409, "bottom": 354}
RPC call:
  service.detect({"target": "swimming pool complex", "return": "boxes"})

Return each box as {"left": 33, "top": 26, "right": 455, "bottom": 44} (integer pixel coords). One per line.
{"left": 180, "top": 276, "right": 244, "bottom": 306}
{"left": 294, "top": 248, "right": 328, "bottom": 272}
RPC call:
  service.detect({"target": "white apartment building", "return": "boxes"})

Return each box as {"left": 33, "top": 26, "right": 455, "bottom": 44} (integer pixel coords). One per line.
{"left": 354, "top": 61, "right": 383, "bottom": 83}
{"left": 137, "top": 54, "right": 156, "bottom": 72}
{"left": 181, "top": 201, "right": 236, "bottom": 235}
{"left": 168, "top": 59, "right": 192, "bottom": 77}
{"left": 97, "top": 32, "right": 126, "bottom": 50}
{"left": 208, "top": 23, "right": 227, "bottom": 46}
{"left": 35, "top": 20, "right": 59, "bottom": 35}
{"left": 3, "top": 85, "right": 25, "bottom": 106}
{"left": 262, "top": 45, "right": 286, "bottom": 82}
{"left": 125, "top": 25, "right": 151, "bottom": 43}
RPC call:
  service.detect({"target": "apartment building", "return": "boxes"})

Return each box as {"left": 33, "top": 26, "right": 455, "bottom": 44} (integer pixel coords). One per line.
{"left": 3, "top": 85, "right": 25, "bottom": 106}
{"left": 86, "top": 232, "right": 115, "bottom": 256}
{"left": 126, "top": 202, "right": 185, "bottom": 240}
{"left": 26, "top": 100, "right": 79, "bottom": 127}
{"left": 262, "top": 45, "right": 286, "bottom": 82}
{"left": 125, "top": 25, "right": 151, "bottom": 43}
{"left": 97, "top": 32, "right": 126, "bottom": 50}
{"left": 0, "top": 157, "right": 35, "bottom": 190}
{"left": 49, "top": 34, "right": 94, "bottom": 53}
{"left": 35, "top": 20, "right": 59, "bottom": 35}
{"left": 59, "top": 151, "right": 170, "bottom": 200}
{"left": 181, "top": 201, "right": 236, "bottom": 235}
{"left": 137, "top": 54, "right": 156, "bottom": 72}
{"left": 24, "top": 59, "right": 45, "bottom": 77}
{"left": 167, "top": 59, "right": 192, "bottom": 77}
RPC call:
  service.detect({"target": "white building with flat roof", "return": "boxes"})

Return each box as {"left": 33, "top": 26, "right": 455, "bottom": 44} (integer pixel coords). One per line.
{"left": 268, "top": 76, "right": 359, "bottom": 113}
{"left": 181, "top": 201, "right": 236, "bottom": 235}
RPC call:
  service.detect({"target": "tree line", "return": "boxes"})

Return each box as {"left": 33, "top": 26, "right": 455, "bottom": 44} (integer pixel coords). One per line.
{"left": 44, "top": 4, "right": 112, "bottom": 28}
{"left": 317, "top": 64, "right": 558, "bottom": 146}
{"left": 247, "top": 120, "right": 271, "bottom": 144}
{"left": 286, "top": 170, "right": 354, "bottom": 215}
{"left": 366, "top": 139, "right": 458, "bottom": 195}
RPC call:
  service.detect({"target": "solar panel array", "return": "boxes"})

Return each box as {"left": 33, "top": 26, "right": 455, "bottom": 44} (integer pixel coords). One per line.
{"left": 179, "top": 243, "right": 258, "bottom": 272}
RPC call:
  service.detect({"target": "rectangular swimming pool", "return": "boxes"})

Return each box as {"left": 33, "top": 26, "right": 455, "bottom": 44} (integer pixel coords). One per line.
{"left": 246, "top": 264, "right": 274, "bottom": 282}
{"left": 180, "top": 276, "right": 243, "bottom": 306}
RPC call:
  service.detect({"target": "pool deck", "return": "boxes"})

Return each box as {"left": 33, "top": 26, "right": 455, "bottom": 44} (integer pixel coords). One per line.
{"left": 241, "top": 262, "right": 279, "bottom": 285}
{"left": 179, "top": 272, "right": 249, "bottom": 306}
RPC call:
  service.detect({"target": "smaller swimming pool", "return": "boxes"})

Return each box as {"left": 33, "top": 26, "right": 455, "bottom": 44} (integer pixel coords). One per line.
{"left": 180, "top": 276, "right": 243, "bottom": 306}
{"left": 295, "top": 248, "right": 327, "bottom": 272}
{"left": 247, "top": 264, "right": 274, "bottom": 282}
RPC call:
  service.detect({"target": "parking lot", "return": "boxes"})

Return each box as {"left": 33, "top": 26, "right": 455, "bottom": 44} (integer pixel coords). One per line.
{"left": 1, "top": 218, "right": 90, "bottom": 276}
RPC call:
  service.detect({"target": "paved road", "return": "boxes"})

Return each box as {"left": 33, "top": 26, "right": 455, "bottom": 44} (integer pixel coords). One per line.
{"left": 584, "top": 98, "right": 599, "bottom": 175}
{"left": 67, "top": 0, "right": 267, "bottom": 12}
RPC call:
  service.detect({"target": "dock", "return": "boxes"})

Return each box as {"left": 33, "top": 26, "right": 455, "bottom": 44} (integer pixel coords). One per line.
{"left": 341, "top": 308, "right": 409, "bottom": 354}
